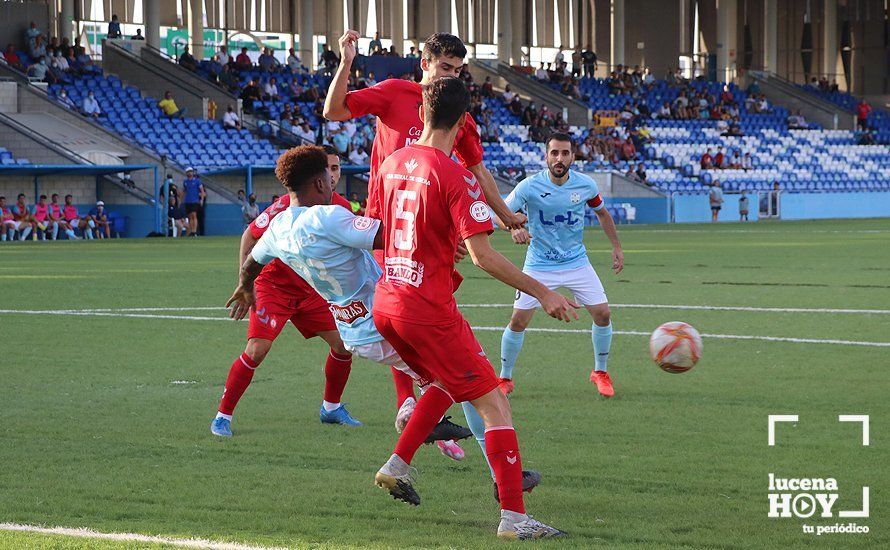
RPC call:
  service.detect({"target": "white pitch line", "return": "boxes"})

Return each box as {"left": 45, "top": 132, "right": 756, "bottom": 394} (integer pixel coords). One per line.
{"left": 1, "top": 308, "right": 888, "bottom": 347}
{"left": 0, "top": 523, "right": 285, "bottom": 550}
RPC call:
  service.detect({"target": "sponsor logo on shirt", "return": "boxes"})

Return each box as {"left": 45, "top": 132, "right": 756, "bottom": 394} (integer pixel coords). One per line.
{"left": 255, "top": 212, "right": 270, "bottom": 228}
{"left": 384, "top": 256, "right": 424, "bottom": 287}
{"left": 352, "top": 217, "right": 374, "bottom": 231}
{"left": 404, "top": 158, "right": 419, "bottom": 173}
{"left": 540, "top": 192, "right": 552, "bottom": 198}
{"left": 329, "top": 300, "right": 370, "bottom": 324}
{"left": 386, "top": 172, "right": 430, "bottom": 186}
{"left": 469, "top": 201, "right": 491, "bottom": 222}
{"left": 404, "top": 126, "right": 422, "bottom": 147}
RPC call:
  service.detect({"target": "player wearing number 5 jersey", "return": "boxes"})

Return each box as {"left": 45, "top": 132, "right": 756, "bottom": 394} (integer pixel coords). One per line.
{"left": 499, "top": 133, "right": 624, "bottom": 398}
{"left": 371, "top": 77, "right": 575, "bottom": 540}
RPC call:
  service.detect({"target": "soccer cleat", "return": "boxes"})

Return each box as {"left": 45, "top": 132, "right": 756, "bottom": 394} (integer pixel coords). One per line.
{"left": 424, "top": 416, "right": 473, "bottom": 444}
{"left": 590, "top": 370, "right": 615, "bottom": 397}
{"left": 210, "top": 417, "right": 232, "bottom": 437}
{"left": 493, "top": 470, "right": 542, "bottom": 502}
{"left": 497, "top": 510, "right": 567, "bottom": 540}
{"left": 394, "top": 396, "right": 416, "bottom": 432}
{"left": 375, "top": 455, "right": 420, "bottom": 506}
{"left": 319, "top": 404, "right": 363, "bottom": 426}
{"left": 498, "top": 377, "right": 515, "bottom": 395}
{"left": 435, "top": 439, "right": 465, "bottom": 461}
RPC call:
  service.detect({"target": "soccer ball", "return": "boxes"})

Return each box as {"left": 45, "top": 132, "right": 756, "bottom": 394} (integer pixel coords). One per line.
{"left": 649, "top": 322, "right": 702, "bottom": 373}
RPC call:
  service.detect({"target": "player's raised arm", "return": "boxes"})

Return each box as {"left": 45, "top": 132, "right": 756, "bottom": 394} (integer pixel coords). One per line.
{"left": 464, "top": 232, "right": 579, "bottom": 322}
{"left": 323, "top": 30, "right": 360, "bottom": 121}
{"left": 593, "top": 205, "right": 624, "bottom": 274}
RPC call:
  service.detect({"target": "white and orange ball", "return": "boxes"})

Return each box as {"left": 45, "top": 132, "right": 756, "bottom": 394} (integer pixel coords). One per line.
{"left": 649, "top": 322, "right": 703, "bottom": 373}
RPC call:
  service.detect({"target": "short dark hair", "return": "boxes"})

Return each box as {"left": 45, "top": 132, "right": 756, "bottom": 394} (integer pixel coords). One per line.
{"left": 321, "top": 144, "right": 339, "bottom": 156}
{"left": 422, "top": 33, "right": 467, "bottom": 61}
{"left": 546, "top": 132, "right": 575, "bottom": 150}
{"left": 422, "top": 77, "right": 469, "bottom": 130}
{"left": 274, "top": 145, "right": 328, "bottom": 192}
{"left": 39, "top": 194, "right": 46, "bottom": 200}
{"left": 17, "top": 193, "right": 25, "bottom": 199}
{"left": 65, "top": 194, "right": 72, "bottom": 200}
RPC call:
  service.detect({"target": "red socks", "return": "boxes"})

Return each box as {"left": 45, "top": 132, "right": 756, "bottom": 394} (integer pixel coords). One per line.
{"left": 218, "top": 352, "right": 258, "bottom": 415}
{"left": 393, "top": 385, "right": 453, "bottom": 464}
{"left": 324, "top": 351, "right": 353, "bottom": 404}
{"left": 485, "top": 427, "right": 526, "bottom": 514}
{"left": 391, "top": 366, "right": 416, "bottom": 408}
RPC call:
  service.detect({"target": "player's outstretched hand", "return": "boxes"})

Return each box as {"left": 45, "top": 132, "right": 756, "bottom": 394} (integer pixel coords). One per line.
{"left": 454, "top": 242, "right": 468, "bottom": 263}
{"left": 612, "top": 247, "right": 624, "bottom": 275}
{"left": 511, "top": 228, "right": 531, "bottom": 245}
{"left": 539, "top": 290, "right": 580, "bottom": 323}
{"left": 226, "top": 286, "right": 255, "bottom": 321}
{"left": 339, "top": 30, "right": 360, "bottom": 64}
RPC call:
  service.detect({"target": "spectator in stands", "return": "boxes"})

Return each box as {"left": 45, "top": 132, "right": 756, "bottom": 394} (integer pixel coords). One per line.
{"left": 258, "top": 47, "right": 280, "bottom": 72}
{"left": 320, "top": 43, "right": 339, "bottom": 74}
{"left": 29, "top": 35, "right": 46, "bottom": 60}
{"left": 89, "top": 201, "right": 110, "bottom": 238}
{"left": 571, "top": 47, "right": 582, "bottom": 77}
{"left": 672, "top": 90, "right": 692, "bottom": 119}
{"left": 132, "top": 29, "right": 144, "bottom": 40}
{"left": 726, "top": 117, "right": 744, "bottom": 136}
{"left": 179, "top": 46, "right": 198, "bottom": 71}
{"left": 741, "top": 152, "right": 753, "bottom": 171}
{"left": 829, "top": 79, "right": 839, "bottom": 92}
{"left": 534, "top": 63, "right": 548, "bottom": 81}
{"left": 1, "top": 196, "right": 28, "bottom": 241}
{"left": 856, "top": 99, "right": 871, "bottom": 131}
{"left": 217, "top": 64, "right": 238, "bottom": 92}
{"left": 235, "top": 47, "right": 252, "bottom": 71}
{"left": 62, "top": 194, "right": 94, "bottom": 239}
{"left": 508, "top": 94, "right": 523, "bottom": 117}
{"left": 582, "top": 45, "right": 596, "bottom": 77}
{"left": 701, "top": 148, "right": 714, "bottom": 169}
{"left": 501, "top": 84, "right": 516, "bottom": 104}
{"left": 51, "top": 49, "right": 70, "bottom": 74}
{"left": 368, "top": 32, "right": 383, "bottom": 55}
{"left": 182, "top": 168, "right": 204, "bottom": 237}
{"left": 348, "top": 143, "right": 369, "bottom": 165}
{"left": 619, "top": 137, "right": 636, "bottom": 161}
{"left": 858, "top": 130, "right": 876, "bottom": 146}
{"left": 480, "top": 76, "right": 494, "bottom": 98}
{"left": 636, "top": 163, "right": 648, "bottom": 183}
{"left": 720, "top": 85, "right": 734, "bottom": 105}
{"left": 2, "top": 44, "right": 23, "bottom": 71}
{"left": 713, "top": 146, "right": 725, "bottom": 169}
{"left": 625, "top": 163, "right": 638, "bottom": 180}
{"left": 575, "top": 137, "right": 592, "bottom": 161}
{"left": 262, "top": 77, "right": 280, "bottom": 101}
{"left": 752, "top": 94, "right": 769, "bottom": 113}
{"left": 293, "top": 120, "right": 315, "bottom": 143}
{"left": 346, "top": 193, "right": 363, "bottom": 215}
{"left": 709, "top": 181, "right": 724, "bottom": 222}
{"left": 331, "top": 126, "right": 350, "bottom": 155}
{"left": 240, "top": 79, "right": 261, "bottom": 113}
{"left": 739, "top": 190, "right": 749, "bottom": 221}
{"left": 406, "top": 46, "right": 418, "bottom": 58}
{"left": 222, "top": 105, "right": 241, "bottom": 130}
{"left": 552, "top": 112, "right": 569, "bottom": 133}
{"left": 286, "top": 48, "right": 302, "bottom": 73}
{"left": 55, "top": 87, "right": 76, "bottom": 110}
{"left": 217, "top": 45, "right": 230, "bottom": 65}
{"left": 158, "top": 91, "right": 186, "bottom": 118}
{"left": 242, "top": 193, "right": 259, "bottom": 225}
{"left": 26, "top": 21, "right": 41, "bottom": 45}
{"left": 107, "top": 14, "right": 122, "bottom": 39}
{"left": 787, "top": 109, "right": 808, "bottom": 129}
{"left": 370, "top": 44, "right": 383, "bottom": 56}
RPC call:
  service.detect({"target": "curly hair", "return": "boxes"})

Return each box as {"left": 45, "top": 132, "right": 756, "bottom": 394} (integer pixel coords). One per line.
{"left": 274, "top": 145, "right": 329, "bottom": 192}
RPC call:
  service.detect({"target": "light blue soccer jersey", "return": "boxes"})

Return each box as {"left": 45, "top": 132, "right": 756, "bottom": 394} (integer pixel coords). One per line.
{"left": 504, "top": 169, "right": 604, "bottom": 272}
{"left": 251, "top": 204, "right": 383, "bottom": 347}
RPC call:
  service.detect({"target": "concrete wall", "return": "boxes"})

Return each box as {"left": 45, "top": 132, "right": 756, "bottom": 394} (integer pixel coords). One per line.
{"left": 782, "top": 191, "right": 890, "bottom": 220}
{"left": 623, "top": 0, "right": 681, "bottom": 76}
{"left": 673, "top": 192, "right": 760, "bottom": 223}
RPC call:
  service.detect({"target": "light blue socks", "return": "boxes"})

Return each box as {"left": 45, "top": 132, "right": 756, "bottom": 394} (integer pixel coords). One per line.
{"left": 499, "top": 327, "right": 526, "bottom": 379}
{"left": 593, "top": 322, "right": 613, "bottom": 372}
{"left": 461, "top": 401, "right": 495, "bottom": 478}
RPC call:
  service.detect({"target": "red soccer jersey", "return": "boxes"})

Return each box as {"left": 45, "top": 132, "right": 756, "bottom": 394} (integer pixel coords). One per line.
{"left": 249, "top": 192, "right": 352, "bottom": 294}
{"left": 373, "top": 144, "right": 493, "bottom": 325}
{"left": 345, "top": 78, "right": 484, "bottom": 219}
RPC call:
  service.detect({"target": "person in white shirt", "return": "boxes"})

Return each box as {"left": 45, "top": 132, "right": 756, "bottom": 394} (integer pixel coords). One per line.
{"left": 554, "top": 47, "right": 564, "bottom": 66}
{"left": 325, "top": 120, "right": 341, "bottom": 135}
{"left": 348, "top": 144, "right": 369, "bottom": 165}
{"left": 294, "top": 121, "right": 315, "bottom": 143}
{"left": 342, "top": 119, "right": 357, "bottom": 139}
{"left": 222, "top": 105, "right": 241, "bottom": 130}
{"left": 535, "top": 63, "right": 548, "bottom": 81}
{"left": 287, "top": 48, "right": 302, "bottom": 72}
{"left": 82, "top": 90, "right": 101, "bottom": 117}
{"left": 740, "top": 153, "right": 753, "bottom": 171}
{"left": 57, "top": 88, "right": 77, "bottom": 109}
{"left": 218, "top": 45, "right": 230, "bottom": 65}
{"left": 502, "top": 85, "right": 516, "bottom": 104}
{"left": 263, "top": 77, "right": 280, "bottom": 101}
{"left": 51, "top": 50, "right": 69, "bottom": 72}
{"left": 757, "top": 96, "right": 769, "bottom": 112}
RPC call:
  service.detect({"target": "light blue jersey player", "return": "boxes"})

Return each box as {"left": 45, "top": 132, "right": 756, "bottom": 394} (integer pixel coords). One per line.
{"left": 499, "top": 132, "right": 625, "bottom": 397}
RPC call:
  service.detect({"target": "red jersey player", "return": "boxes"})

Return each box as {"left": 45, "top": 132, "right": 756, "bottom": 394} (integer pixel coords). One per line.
{"left": 371, "top": 77, "right": 576, "bottom": 540}
{"left": 212, "top": 147, "right": 359, "bottom": 437}
{"left": 324, "top": 31, "right": 527, "bottom": 432}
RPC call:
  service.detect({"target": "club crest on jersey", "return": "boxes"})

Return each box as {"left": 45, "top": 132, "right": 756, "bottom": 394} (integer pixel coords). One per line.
{"left": 329, "top": 300, "right": 370, "bottom": 324}
{"left": 352, "top": 217, "right": 374, "bottom": 231}
{"left": 404, "top": 158, "right": 419, "bottom": 173}
{"left": 570, "top": 192, "right": 582, "bottom": 204}
{"left": 255, "top": 212, "right": 270, "bottom": 228}
{"left": 470, "top": 201, "right": 491, "bottom": 222}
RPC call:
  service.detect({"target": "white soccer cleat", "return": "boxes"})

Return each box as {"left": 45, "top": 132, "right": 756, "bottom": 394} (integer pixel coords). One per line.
{"left": 394, "top": 396, "right": 416, "bottom": 433}
{"left": 497, "top": 510, "right": 567, "bottom": 540}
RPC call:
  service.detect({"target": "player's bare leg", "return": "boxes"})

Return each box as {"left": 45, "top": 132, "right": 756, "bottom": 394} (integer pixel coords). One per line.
{"left": 316, "top": 330, "right": 360, "bottom": 426}
{"left": 499, "top": 308, "right": 536, "bottom": 394}
{"left": 587, "top": 303, "right": 614, "bottom": 397}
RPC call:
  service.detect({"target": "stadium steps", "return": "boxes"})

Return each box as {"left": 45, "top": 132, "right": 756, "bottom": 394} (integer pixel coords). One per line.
{"left": 468, "top": 59, "right": 592, "bottom": 126}
{"left": 746, "top": 70, "right": 855, "bottom": 130}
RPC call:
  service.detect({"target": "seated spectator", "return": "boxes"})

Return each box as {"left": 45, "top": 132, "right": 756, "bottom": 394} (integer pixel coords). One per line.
{"left": 27, "top": 56, "right": 56, "bottom": 83}
{"left": 366, "top": 71, "right": 378, "bottom": 87}
{"left": 619, "top": 137, "right": 636, "bottom": 161}
{"left": 179, "top": 46, "right": 198, "bottom": 71}
{"left": 222, "top": 105, "right": 241, "bottom": 130}
{"left": 713, "top": 146, "right": 725, "bottom": 168}
{"left": 132, "top": 29, "right": 145, "bottom": 40}
{"left": 107, "top": 14, "right": 122, "bottom": 39}
{"left": 575, "top": 137, "right": 592, "bottom": 161}
{"left": 80, "top": 90, "right": 101, "bottom": 117}
{"left": 720, "top": 85, "right": 734, "bottom": 105}
{"left": 741, "top": 152, "right": 753, "bottom": 171}
{"left": 481, "top": 76, "right": 495, "bottom": 98}
{"left": 2, "top": 44, "right": 23, "bottom": 71}
{"left": 552, "top": 112, "right": 569, "bottom": 133}
{"left": 56, "top": 87, "right": 77, "bottom": 109}
{"left": 89, "top": 201, "right": 110, "bottom": 238}
{"left": 625, "top": 163, "right": 638, "bottom": 180}
{"left": 242, "top": 193, "right": 259, "bottom": 224}
{"left": 654, "top": 101, "right": 671, "bottom": 119}
{"left": 217, "top": 64, "right": 238, "bottom": 92}
{"left": 534, "top": 63, "right": 548, "bottom": 81}
{"left": 286, "top": 48, "right": 302, "bottom": 72}
{"left": 235, "top": 47, "right": 252, "bottom": 71}
{"left": 508, "top": 95, "right": 523, "bottom": 116}
{"left": 158, "top": 90, "right": 186, "bottom": 119}
{"left": 263, "top": 77, "right": 280, "bottom": 101}
{"left": 51, "top": 49, "right": 70, "bottom": 73}
{"left": 293, "top": 120, "right": 315, "bottom": 143}
{"left": 636, "top": 163, "right": 648, "bottom": 183}
{"left": 348, "top": 144, "right": 369, "bottom": 165}
{"left": 858, "top": 130, "right": 876, "bottom": 146}
{"left": 258, "top": 47, "right": 279, "bottom": 72}
{"left": 726, "top": 118, "right": 744, "bottom": 136}
{"left": 701, "top": 148, "right": 714, "bottom": 169}
{"left": 788, "top": 109, "right": 808, "bottom": 129}
{"left": 240, "top": 79, "right": 261, "bottom": 113}
{"left": 331, "top": 127, "right": 350, "bottom": 155}
{"left": 728, "top": 151, "right": 742, "bottom": 169}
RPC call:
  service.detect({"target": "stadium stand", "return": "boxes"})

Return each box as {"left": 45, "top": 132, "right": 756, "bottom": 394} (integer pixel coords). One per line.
{"left": 797, "top": 83, "right": 890, "bottom": 145}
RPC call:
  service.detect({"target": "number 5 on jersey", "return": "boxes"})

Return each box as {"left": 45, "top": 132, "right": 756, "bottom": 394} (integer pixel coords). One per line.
{"left": 394, "top": 189, "right": 417, "bottom": 251}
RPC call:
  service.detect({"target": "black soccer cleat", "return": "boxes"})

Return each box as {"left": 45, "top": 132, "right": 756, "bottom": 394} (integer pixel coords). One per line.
{"left": 493, "top": 470, "right": 542, "bottom": 502}
{"left": 375, "top": 471, "right": 421, "bottom": 506}
{"left": 424, "top": 416, "right": 473, "bottom": 444}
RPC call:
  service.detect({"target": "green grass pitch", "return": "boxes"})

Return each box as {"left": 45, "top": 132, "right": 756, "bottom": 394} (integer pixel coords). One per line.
{"left": 0, "top": 219, "right": 887, "bottom": 549}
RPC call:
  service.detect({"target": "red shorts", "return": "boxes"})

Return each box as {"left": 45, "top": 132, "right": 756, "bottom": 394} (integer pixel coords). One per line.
{"left": 247, "top": 285, "right": 336, "bottom": 341}
{"left": 373, "top": 311, "right": 498, "bottom": 402}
